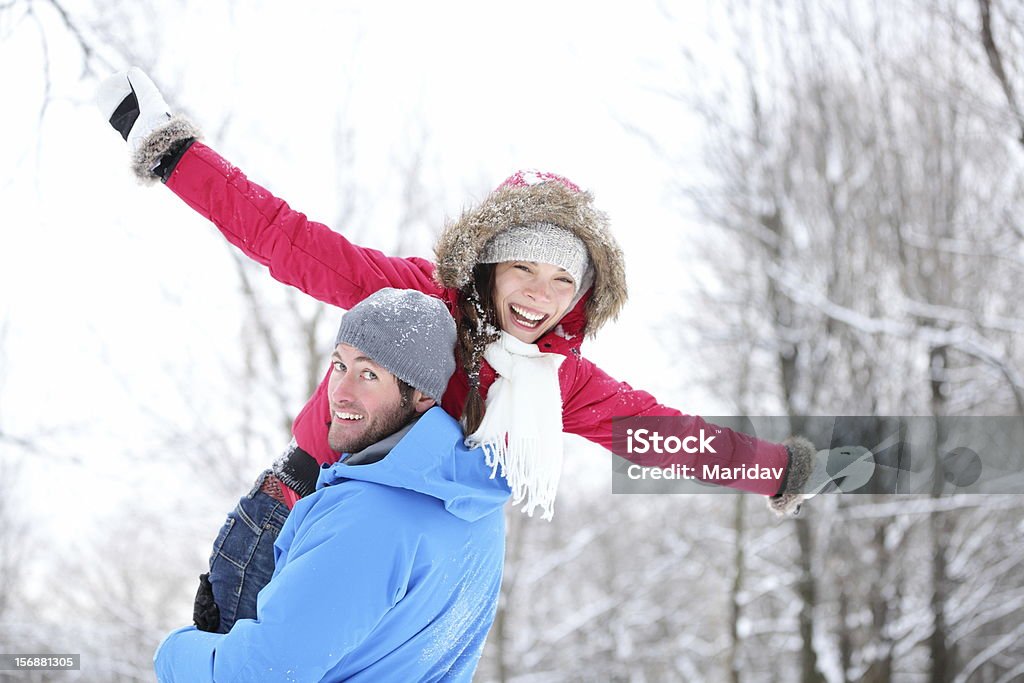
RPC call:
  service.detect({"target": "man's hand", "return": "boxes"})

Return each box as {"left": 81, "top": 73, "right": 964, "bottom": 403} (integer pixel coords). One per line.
{"left": 95, "top": 67, "right": 171, "bottom": 152}
{"left": 192, "top": 573, "right": 221, "bottom": 633}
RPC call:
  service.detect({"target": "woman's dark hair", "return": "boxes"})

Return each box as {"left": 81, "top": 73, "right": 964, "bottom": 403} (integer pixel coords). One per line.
{"left": 456, "top": 263, "right": 501, "bottom": 434}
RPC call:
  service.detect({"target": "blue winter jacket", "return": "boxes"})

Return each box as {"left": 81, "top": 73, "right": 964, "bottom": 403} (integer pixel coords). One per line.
{"left": 154, "top": 407, "right": 510, "bottom": 682}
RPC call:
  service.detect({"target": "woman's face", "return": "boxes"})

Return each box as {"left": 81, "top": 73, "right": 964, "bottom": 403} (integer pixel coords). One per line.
{"left": 492, "top": 261, "right": 577, "bottom": 343}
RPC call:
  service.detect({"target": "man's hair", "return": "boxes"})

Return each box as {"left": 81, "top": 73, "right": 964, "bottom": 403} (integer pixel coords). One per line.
{"left": 397, "top": 378, "right": 416, "bottom": 409}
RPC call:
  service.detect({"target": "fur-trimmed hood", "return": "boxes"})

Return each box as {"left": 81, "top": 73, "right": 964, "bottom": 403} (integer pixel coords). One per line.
{"left": 433, "top": 174, "right": 628, "bottom": 337}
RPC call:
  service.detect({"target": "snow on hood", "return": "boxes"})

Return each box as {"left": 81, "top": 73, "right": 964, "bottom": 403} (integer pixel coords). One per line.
{"left": 317, "top": 407, "right": 511, "bottom": 522}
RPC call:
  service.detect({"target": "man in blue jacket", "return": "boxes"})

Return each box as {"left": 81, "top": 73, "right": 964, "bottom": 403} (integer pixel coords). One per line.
{"left": 155, "top": 288, "right": 511, "bottom": 682}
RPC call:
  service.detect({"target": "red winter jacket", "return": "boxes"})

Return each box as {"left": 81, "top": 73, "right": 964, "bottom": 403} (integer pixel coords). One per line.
{"left": 165, "top": 142, "right": 790, "bottom": 502}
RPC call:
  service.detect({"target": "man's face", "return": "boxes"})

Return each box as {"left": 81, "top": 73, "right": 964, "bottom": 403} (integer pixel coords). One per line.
{"left": 327, "top": 343, "right": 430, "bottom": 453}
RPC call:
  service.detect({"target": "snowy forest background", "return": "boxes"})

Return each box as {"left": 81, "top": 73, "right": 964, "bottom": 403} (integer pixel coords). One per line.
{"left": 2, "top": 0, "right": 1024, "bottom": 681}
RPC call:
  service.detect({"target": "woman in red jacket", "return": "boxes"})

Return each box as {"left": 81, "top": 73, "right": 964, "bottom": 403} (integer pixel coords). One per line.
{"left": 99, "top": 68, "right": 815, "bottom": 633}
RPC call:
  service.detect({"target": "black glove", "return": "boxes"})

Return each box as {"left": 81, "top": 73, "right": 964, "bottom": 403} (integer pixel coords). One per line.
{"left": 192, "top": 572, "right": 221, "bottom": 633}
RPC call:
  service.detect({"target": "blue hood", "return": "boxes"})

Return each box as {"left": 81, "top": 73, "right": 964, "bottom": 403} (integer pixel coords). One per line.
{"left": 317, "top": 406, "right": 510, "bottom": 521}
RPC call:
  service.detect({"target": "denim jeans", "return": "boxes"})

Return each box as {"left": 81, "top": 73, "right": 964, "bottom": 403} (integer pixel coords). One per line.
{"left": 207, "top": 470, "right": 290, "bottom": 633}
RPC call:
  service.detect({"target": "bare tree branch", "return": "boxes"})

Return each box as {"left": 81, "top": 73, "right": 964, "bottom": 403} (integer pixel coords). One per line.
{"left": 978, "top": 0, "right": 1024, "bottom": 146}
{"left": 39, "top": 0, "right": 117, "bottom": 77}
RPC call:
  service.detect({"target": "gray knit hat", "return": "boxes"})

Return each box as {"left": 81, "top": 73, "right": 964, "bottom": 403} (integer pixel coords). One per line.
{"left": 478, "top": 222, "right": 591, "bottom": 292}
{"left": 334, "top": 289, "right": 457, "bottom": 402}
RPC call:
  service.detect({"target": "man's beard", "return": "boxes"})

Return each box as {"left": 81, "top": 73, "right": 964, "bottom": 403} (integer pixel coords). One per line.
{"left": 328, "top": 399, "right": 418, "bottom": 454}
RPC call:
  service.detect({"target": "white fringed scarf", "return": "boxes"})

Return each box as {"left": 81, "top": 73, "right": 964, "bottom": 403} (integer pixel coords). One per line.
{"left": 466, "top": 332, "right": 566, "bottom": 520}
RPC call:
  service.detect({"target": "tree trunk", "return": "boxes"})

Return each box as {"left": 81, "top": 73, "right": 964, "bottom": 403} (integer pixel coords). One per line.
{"left": 728, "top": 495, "right": 746, "bottom": 683}
{"left": 795, "top": 516, "right": 824, "bottom": 683}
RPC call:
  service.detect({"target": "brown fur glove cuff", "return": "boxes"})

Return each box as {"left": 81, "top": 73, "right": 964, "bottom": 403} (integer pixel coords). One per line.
{"left": 132, "top": 114, "right": 201, "bottom": 184}
{"left": 767, "top": 436, "right": 816, "bottom": 516}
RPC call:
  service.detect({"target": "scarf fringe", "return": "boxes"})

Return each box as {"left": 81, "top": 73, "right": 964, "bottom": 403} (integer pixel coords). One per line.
{"left": 478, "top": 436, "right": 563, "bottom": 521}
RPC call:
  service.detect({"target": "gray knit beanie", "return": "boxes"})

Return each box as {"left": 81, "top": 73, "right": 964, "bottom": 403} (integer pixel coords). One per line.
{"left": 478, "top": 222, "right": 591, "bottom": 292}
{"left": 334, "top": 289, "right": 457, "bottom": 402}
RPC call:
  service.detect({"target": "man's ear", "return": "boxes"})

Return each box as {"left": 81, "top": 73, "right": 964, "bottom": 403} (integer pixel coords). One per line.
{"left": 412, "top": 391, "right": 436, "bottom": 414}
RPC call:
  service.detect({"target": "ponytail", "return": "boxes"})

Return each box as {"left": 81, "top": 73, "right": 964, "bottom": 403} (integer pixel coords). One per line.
{"left": 456, "top": 264, "right": 500, "bottom": 434}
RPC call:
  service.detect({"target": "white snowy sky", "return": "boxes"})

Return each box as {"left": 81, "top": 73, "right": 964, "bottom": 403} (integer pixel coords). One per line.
{"left": 0, "top": 1, "right": 742, "bottom": 542}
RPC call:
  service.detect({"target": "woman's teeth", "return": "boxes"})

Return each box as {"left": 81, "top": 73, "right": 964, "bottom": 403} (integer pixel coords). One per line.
{"left": 511, "top": 304, "right": 545, "bottom": 327}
